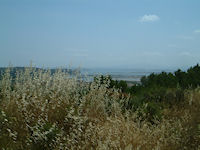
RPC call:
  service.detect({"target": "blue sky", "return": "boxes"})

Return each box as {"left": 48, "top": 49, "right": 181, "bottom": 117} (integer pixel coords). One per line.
{"left": 0, "top": 0, "right": 200, "bottom": 69}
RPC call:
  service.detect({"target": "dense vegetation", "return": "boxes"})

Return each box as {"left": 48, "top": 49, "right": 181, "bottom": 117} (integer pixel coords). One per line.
{"left": 0, "top": 65, "right": 200, "bottom": 149}
{"left": 94, "top": 64, "right": 200, "bottom": 120}
{"left": 98, "top": 64, "right": 200, "bottom": 91}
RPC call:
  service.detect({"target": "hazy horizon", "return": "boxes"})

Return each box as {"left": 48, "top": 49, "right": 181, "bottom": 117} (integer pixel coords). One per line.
{"left": 0, "top": 64, "right": 185, "bottom": 72}
{"left": 1, "top": 0, "right": 200, "bottom": 70}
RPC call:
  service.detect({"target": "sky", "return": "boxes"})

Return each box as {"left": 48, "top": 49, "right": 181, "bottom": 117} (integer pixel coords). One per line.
{"left": 0, "top": 0, "right": 200, "bottom": 70}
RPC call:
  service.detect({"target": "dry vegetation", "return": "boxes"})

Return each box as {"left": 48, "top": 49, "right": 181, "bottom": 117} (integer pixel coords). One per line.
{"left": 0, "top": 67, "right": 200, "bottom": 149}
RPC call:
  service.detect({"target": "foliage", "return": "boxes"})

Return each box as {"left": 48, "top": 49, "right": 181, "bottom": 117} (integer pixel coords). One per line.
{"left": 141, "top": 64, "right": 200, "bottom": 89}
{"left": 0, "top": 66, "right": 199, "bottom": 149}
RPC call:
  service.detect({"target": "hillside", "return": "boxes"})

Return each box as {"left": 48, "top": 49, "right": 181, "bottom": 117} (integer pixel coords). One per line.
{"left": 0, "top": 66, "right": 200, "bottom": 149}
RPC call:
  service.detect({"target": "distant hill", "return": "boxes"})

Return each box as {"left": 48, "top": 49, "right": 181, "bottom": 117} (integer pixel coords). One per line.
{"left": 0, "top": 67, "right": 79, "bottom": 79}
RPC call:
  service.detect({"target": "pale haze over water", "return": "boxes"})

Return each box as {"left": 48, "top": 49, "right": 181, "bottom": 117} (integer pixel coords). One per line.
{"left": 81, "top": 68, "right": 175, "bottom": 82}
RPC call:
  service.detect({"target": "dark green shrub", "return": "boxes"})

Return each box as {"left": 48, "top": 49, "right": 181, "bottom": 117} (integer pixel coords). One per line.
{"left": 123, "top": 96, "right": 145, "bottom": 111}
{"left": 145, "top": 102, "right": 162, "bottom": 122}
{"left": 164, "top": 89, "right": 185, "bottom": 106}
{"left": 137, "top": 102, "right": 162, "bottom": 124}
{"left": 164, "top": 91, "right": 175, "bottom": 106}
{"left": 142, "top": 87, "right": 167, "bottom": 103}
{"left": 115, "top": 80, "right": 128, "bottom": 92}
{"left": 175, "top": 89, "right": 185, "bottom": 103}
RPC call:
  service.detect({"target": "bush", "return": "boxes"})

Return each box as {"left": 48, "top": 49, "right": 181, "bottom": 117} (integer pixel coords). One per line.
{"left": 136, "top": 102, "right": 162, "bottom": 124}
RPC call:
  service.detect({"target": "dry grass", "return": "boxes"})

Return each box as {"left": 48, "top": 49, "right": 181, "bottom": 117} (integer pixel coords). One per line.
{"left": 0, "top": 67, "right": 199, "bottom": 149}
